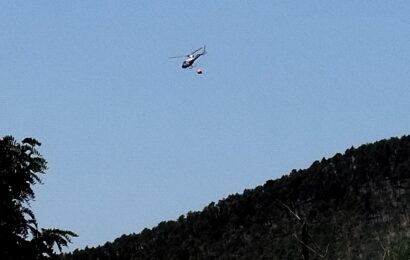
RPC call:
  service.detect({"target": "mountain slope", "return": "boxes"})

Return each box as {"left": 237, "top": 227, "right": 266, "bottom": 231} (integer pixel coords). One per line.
{"left": 61, "top": 135, "right": 410, "bottom": 259}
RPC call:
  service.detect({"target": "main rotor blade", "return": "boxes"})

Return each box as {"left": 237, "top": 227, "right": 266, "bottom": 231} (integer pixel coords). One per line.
{"left": 190, "top": 47, "right": 203, "bottom": 55}
{"left": 170, "top": 46, "right": 204, "bottom": 58}
{"left": 169, "top": 55, "right": 188, "bottom": 59}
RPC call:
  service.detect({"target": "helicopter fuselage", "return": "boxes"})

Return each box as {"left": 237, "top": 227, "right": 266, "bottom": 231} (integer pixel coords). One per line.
{"left": 182, "top": 60, "right": 194, "bottom": 69}
{"left": 182, "top": 54, "right": 203, "bottom": 69}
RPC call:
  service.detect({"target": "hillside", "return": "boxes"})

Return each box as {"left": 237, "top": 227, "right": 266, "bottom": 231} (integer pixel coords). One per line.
{"left": 61, "top": 135, "right": 410, "bottom": 259}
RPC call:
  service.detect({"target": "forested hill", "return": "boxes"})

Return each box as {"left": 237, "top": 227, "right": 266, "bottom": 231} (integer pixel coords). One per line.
{"left": 61, "top": 135, "right": 410, "bottom": 259}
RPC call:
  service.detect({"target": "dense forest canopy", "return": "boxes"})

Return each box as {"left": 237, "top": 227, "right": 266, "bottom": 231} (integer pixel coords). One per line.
{"left": 61, "top": 135, "right": 410, "bottom": 259}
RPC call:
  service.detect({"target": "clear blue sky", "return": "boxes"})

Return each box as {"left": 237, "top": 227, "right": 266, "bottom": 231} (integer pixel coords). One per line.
{"left": 1, "top": 1, "right": 410, "bottom": 251}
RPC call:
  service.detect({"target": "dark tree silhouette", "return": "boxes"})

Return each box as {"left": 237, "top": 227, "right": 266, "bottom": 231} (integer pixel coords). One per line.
{"left": 0, "top": 136, "right": 77, "bottom": 260}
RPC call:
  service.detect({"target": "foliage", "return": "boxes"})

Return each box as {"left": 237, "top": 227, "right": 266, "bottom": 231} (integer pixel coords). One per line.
{"left": 0, "top": 136, "right": 77, "bottom": 260}
{"left": 384, "top": 238, "right": 410, "bottom": 260}
{"left": 61, "top": 135, "right": 410, "bottom": 259}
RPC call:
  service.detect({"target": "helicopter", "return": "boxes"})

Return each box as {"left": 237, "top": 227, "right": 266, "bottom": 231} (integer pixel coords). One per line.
{"left": 170, "top": 46, "right": 207, "bottom": 69}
